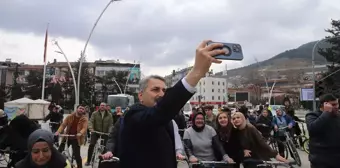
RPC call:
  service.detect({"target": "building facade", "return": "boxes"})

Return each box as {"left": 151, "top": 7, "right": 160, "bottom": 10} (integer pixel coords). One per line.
{"left": 190, "top": 77, "right": 227, "bottom": 105}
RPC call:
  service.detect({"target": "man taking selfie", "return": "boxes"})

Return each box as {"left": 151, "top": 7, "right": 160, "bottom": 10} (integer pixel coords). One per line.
{"left": 118, "top": 40, "right": 227, "bottom": 168}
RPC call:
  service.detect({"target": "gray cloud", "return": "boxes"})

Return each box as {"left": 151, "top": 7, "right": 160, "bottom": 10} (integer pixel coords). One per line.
{"left": 0, "top": 0, "right": 339, "bottom": 70}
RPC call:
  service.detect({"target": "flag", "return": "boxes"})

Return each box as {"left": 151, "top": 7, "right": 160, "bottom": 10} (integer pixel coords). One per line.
{"left": 43, "top": 24, "right": 49, "bottom": 63}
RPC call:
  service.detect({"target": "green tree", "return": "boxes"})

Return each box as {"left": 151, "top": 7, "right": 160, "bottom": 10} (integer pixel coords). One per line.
{"left": 316, "top": 19, "right": 340, "bottom": 98}
{"left": 95, "top": 70, "right": 128, "bottom": 102}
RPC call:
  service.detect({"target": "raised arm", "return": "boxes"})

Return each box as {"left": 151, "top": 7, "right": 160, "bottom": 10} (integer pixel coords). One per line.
{"left": 125, "top": 40, "right": 226, "bottom": 129}
{"left": 306, "top": 111, "right": 333, "bottom": 136}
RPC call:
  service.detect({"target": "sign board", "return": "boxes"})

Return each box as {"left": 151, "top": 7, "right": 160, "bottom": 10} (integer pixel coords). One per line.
{"left": 300, "top": 88, "right": 314, "bottom": 101}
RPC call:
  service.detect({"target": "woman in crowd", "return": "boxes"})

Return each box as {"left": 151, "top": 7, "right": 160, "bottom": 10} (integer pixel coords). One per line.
{"left": 231, "top": 112, "right": 287, "bottom": 168}
{"left": 255, "top": 109, "right": 273, "bottom": 140}
{"left": 183, "top": 112, "right": 233, "bottom": 163}
{"left": 0, "top": 113, "right": 39, "bottom": 167}
{"left": 15, "top": 129, "right": 71, "bottom": 168}
{"left": 215, "top": 111, "right": 243, "bottom": 168}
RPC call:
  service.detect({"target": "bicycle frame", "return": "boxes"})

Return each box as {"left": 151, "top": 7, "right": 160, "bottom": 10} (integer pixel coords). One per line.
{"left": 59, "top": 134, "right": 76, "bottom": 167}
{"left": 90, "top": 131, "right": 109, "bottom": 167}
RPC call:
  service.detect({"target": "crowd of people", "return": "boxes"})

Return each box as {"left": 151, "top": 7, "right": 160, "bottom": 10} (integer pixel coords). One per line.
{"left": 0, "top": 40, "right": 338, "bottom": 168}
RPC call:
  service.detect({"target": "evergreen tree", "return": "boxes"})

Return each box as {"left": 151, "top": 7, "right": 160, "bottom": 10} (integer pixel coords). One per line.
{"left": 316, "top": 19, "right": 340, "bottom": 98}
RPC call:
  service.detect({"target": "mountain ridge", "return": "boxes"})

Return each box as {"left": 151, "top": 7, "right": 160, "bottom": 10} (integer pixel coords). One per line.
{"left": 221, "top": 40, "right": 330, "bottom": 77}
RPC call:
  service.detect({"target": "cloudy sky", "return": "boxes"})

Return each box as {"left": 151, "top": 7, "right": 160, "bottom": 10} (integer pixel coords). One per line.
{"left": 0, "top": 0, "right": 340, "bottom": 76}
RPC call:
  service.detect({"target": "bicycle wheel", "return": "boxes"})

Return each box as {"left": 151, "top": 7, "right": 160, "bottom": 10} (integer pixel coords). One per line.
{"left": 91, "top": 146, "right": 99, "bottom": 168}
{"left": 287, "top": 139, "right": 302, "bottom": 166}
{"left": 303, "top": 139, "right": 309, "bottom": 154}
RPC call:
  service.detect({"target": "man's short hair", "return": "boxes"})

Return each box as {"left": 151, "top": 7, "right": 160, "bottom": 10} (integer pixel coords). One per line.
{"left": 319, "top": 93, "right": 337, "bottom": 107}
{"left": 139, "top": 75, "right": 165, "bottom": 92}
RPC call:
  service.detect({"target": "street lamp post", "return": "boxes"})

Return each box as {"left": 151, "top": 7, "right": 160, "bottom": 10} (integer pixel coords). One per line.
{"left": 312, "top": 36, "right": 340, "bottom": 111}
{"left": 77, "top": 0, "right": 121, "bottom": 106}
{"left": 53, "top": 40, "right": 78, "bottom": 104}
{"left": 112, "top": 77, "right": 123, "bottom": 94}
{"left": 268, "top": 80, "right": 277, "bottom": 105}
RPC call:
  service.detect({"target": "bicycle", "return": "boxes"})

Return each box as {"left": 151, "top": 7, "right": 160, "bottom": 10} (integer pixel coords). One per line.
{"left": 277, "top": 126, "right": 302, "bottom": 167}
{"left": 58, "top": 134, "right": 76, "bottom": 168}
{"left": 292, "top": 121, "right": 308, "bottom": 151}
{"left": 190, "top": 160, "right": 235, "bottom": 168}
{"left": 294, "top": 121, "right": 309, "bottom": 154}
{"left": 0, "top": 149, "right": 27, "bottom": 168}
{"left": 243, "top": 158, "right": 296, "bottom": 168}
{"left": 90, "top": 131, "right": 109, "bottom": 168}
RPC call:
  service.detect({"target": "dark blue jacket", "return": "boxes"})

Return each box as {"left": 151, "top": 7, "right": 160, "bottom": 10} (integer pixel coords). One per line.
{"left": 120, "top": 80, "right": 194, "bottom": 168}
{"left": 306, "top": 110, "right": 340, "bottom": 167}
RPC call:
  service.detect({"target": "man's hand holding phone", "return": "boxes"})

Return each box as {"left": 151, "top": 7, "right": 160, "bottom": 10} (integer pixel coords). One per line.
{"left": 324, "top": 102, "right": 333, "bottom": 113}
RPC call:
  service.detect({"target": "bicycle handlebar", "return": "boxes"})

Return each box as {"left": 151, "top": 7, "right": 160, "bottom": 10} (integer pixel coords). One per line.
{"left": 278, "top": 126, "right": 289, "bottom": 130}
{"left": 190, "top": 161, "right": 233, "bottom": 165}
{"left": 91, "top": 131, "right": 109, "bottom": 136}
{"left": 99, "top": 156, "right": 120, "bottom": 163}
{"left": 59, "top": 134, "right": 76, "bottom": 137}
{"left": 243, "top": 158, "right": 296, "bottom": 167}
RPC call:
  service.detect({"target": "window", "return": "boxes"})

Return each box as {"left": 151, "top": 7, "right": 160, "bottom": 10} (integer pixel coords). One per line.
{"left": 218, "top": 81, "right": 220, "bottom": 85}
{"left": 218, "top": 89, "right": 220, "bottom": 93}
{"left": 212, "top": 81, "right": 214, "bottom": 85}
{"left": 203, "top": 81, "right": 205, "bottom": 85}
{"left": 203, "top": 88, "right": 205, "bottom": 92}
{"left": 223, "top": 82, "right": 225, "bottom": 86}
{"left": 223, "top": 89, "right": 225, "bottom": 93}
{"left": 218, "top": 96, "right": 220, "bottom": 100}
{"left": 212, "top": 89, "right": 214, "bottom": 92}
{"left": 212, "top": 96, "right": 214, "bottom": 100}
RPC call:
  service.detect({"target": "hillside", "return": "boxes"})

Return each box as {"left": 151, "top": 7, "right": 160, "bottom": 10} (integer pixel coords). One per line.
{"left": 222, "top": 41, "right": 330, "bottom": 77}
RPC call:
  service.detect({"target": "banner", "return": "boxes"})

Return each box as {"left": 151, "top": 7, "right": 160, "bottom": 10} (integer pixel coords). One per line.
{"left": 128, "top": 67, "right": 140, "bottom": 84}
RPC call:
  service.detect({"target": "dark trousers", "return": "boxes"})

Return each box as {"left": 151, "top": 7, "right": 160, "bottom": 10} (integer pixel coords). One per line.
{"left": 58, "top": 138, "right": 82, "bottom": 168}
{"left": 293, "top": 124, "right": 303, "bottom": 146}
{"left": 276, "top": 136, "right": 286, "bottom": 157}
{"left": 50, "top": 124, "right": 60, "bottom": 145}
{"left": 87, "top": 133, "right": 108, "bottom": 163}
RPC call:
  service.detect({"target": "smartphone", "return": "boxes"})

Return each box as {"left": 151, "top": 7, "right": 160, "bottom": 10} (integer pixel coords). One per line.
{"left": 207, "top": 41, "right": 244, "bottom": 61}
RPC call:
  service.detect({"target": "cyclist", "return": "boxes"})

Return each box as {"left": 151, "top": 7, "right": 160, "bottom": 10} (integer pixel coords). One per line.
{"left": 255, "top": 109, "right": 272, "bottom": 139}
{"left": 231, "top": 112, "right": 287, "bottom": 168}
{"left": 85, "top": 102, "right": 113, "bottom": 166}
{"left": 55, "top": 104, "right": 88, "bottom": 168}
{"left": 43, "top": 105, "right": 63, "bottom": 145}
{"left": 272, "top": 108, "right": 294, "bottom": 158}
{"left": 183, "top": 112, "right": 233, "bottom": 163}
{"left": 15, "top": 129, "right": 71, "bottom": 168}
